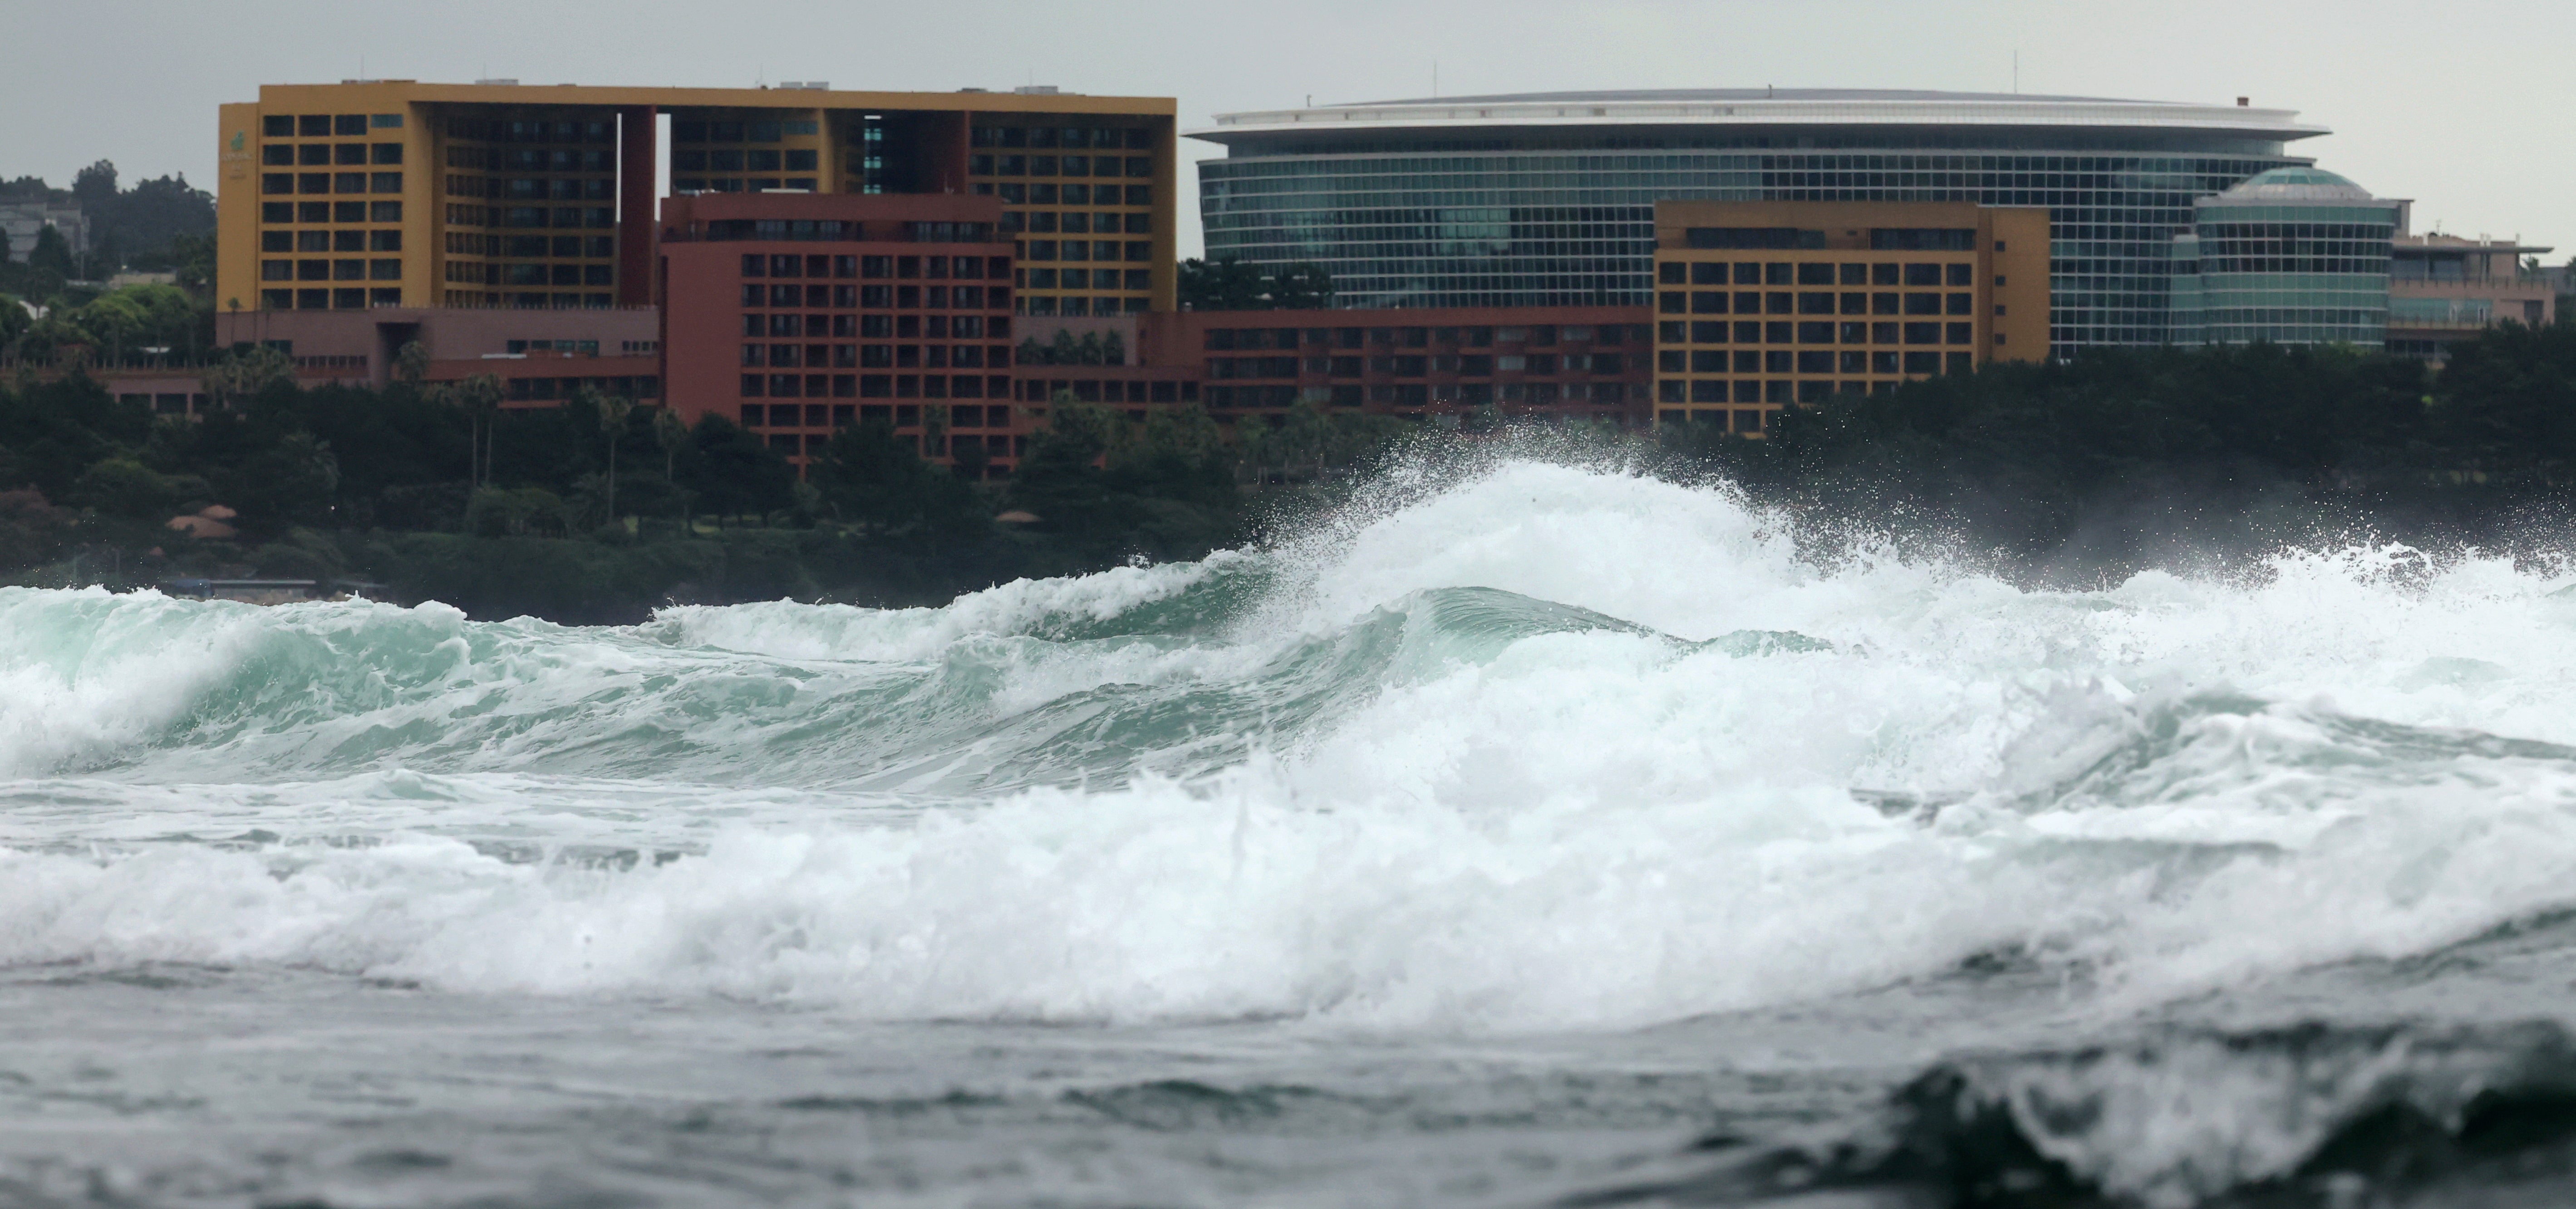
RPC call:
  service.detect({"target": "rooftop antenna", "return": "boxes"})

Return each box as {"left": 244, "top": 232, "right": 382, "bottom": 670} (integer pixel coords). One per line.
{"left": 1434, "top": 60, "right": 1439, "bottom": 97}
{"left": 2013, "top": 50, "right": 2019, "bottom": 93}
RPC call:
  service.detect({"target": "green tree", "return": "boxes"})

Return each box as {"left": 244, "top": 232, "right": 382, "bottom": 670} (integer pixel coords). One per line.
{"left": 650, "top": 405, "right": 693, "bottom": 529}
{"left": 1269, "top": 263, "right": 1334, "bottom": 310}
{"left": 168, "top": 231, "right": 216, "bottom": 297}
{"left": 1175, "top": 258, "right": 1334, "bottom": 310}
{"left": 392, "top": 339, "right": 430, "bottom": 386}
{"left": 683, "top": 414, "right": 795, "bottom": 523}
{"left": 574, "top": 384, "right": 635, "bottom": 522}
{"left": 1178, "top": 257, "right": 1266, "bottom": 310}
{"left": 809, "top": 418, "right": 986, "bottom": 540}
{"left": 204, "top": 344, "right": 295, "bottom": 409}
{"left": 28, "top": 225, "right": 75, "bottom": 281}
{"left": 448, "top": 373, "right": 503, "bottom": 488}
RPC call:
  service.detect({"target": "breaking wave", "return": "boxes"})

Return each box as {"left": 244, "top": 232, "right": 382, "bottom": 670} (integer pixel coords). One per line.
{"left": 8, "top": 461, "right": 2576, "bottom": 1035}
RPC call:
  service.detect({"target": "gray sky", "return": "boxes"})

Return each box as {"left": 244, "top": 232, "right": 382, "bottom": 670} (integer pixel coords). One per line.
{"left": 7, "top": 0, "right": 2569, "bottom": 259}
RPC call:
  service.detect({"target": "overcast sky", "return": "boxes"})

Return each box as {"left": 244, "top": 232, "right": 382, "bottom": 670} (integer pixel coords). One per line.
{"left": 7, "top": 0, "right": 2568, "bottom": 259}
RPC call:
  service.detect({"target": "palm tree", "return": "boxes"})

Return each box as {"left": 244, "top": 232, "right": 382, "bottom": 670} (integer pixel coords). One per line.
{"left": 652, "top": 406, "right": 693, "bottom": 535}
{"left": 452, "top": 374, "right": 503, "bottom": 488}
{"left": 575, "top": 385, "right": 635, "bottom": 524}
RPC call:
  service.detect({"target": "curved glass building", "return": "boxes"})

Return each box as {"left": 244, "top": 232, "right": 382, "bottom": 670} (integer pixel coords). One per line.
{"left": 2168, "top": 167, "right": 2398, "bottom": 348}
{"left": 1191, "top": 89, "right": 2328, "bottom": 356}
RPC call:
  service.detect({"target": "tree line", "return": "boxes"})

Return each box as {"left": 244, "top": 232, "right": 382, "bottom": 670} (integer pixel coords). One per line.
{"left": 17, "top": 316, "right": 2576, "bottom": 616}
{"left": 0, "top": 339, "right": 1415, "bottom": 620}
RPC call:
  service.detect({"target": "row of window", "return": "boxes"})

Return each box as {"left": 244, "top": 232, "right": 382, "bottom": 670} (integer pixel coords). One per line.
{"left": 673, "top": 178, "right": 819, "bottom": 194}
{"left": 968, "top": 155, "right": 1150, "bottom": 179}
{"left": 743, "top": 402, "right": 1021, "bottom": 430}
{"left": 743, "top": 253, "right": 1003, "bottom": 280}
{"left": 742, "top": 315, "right": 999, "bottom": 344}
{"left": 744, "top": 374, "right": 1008, "bottom": 400}
{"left": 1021, "top": 297, "right": 1146, "bottom": 316}
{"left": 261, "top": 172, "right": 403, "bottom": 195}
{"left": 1211, "top": 354, "right": 1632, "bottom": 379}
{"left": 447, "top": 234, "right": 616, "bottom": 258}
{"left": 1657, "top": 320, "right": 1989, "bottom": 346}
{"left": 1017, "top": 379, "right": 1197, "bottom": 404}
{"left": 445, "top": 118, "right": 614, "bottom": 144}
{"left": 261, "top": 201, "right": 403, "bottom": 225}
{"left": 739, "top": 283, "right": 1005, "bottom": 310}
{"left": 970, "top": 126, "right": 1151, "bottom": 150}
{"left": 1008, "top": 212, "right": 1143, "bottom": 237}
{"left": 1204, "top": 324, "right": 1644, "bottom": 350}
{"left": 1659, "top": 290, "right": 1982, "bottom": 317}
{"left": 2196, "top": 257, "right": 2394, "bottom": 276}
{"left": 691, "top": 219, "right": 995, "bottom": 244}
{"left": 1663, "top": 348, "right": 1976, "bottom": 378}
{"left": 438, "top": 206, "right": 617, "bottom": 230}
{"left": 445, "top": 263, "right": 615, "bottom": 286}
{"left": 1204, "top": 382, "right": 1635, "bottom": 408}
{"left": 451, "top": 177, "right": 618, "bottom": 202}
{"left": 263, "top": 229, "right": 402, "bottom": 253}
{"left": 1657, "top": 261, "right": 1977, "bottom": 287}
{"left": 1019, "top": 238, "right": 1150, "bottom": 262}
{"left": 442, "top": 147, "right": 611, "bottom": 172}
{"left": 261, "top": 287, "right": 403, "bottom": 310}
{"left": 1022, "top": 269, "right": 1148, "bottom": 290}
{"left": 1662, "top": 408, "right": 1779, "bottom": 433}
{"left": 262, "top": 143, "right": 404, "bottom": 167}
{"left": 1662, "top": 369, "right": 1968, "bottom": 404}
{"left": 674, "top": 148, "right": 820, "bottom": 173}
{"left": 261, "top": 259, "right": 403, "bottom": 282}
{"left": 743, "top": 343, "right": 1009, "bottom": 368}
{"left": 672, "top": 118, "right": 820, "bottom": 144}
{"left": 264, "top": 114, "right": 401, "bottom": 137}
{"left": 978, "top": 183, "right": 1150, "bottom": 208}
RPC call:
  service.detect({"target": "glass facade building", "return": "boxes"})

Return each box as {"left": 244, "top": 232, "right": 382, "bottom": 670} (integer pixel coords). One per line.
{"left": 2168, "top": 168, "right": 2398, "bottom": 348}
{"left": 1193, "top": 90, "right": 2326, "bottom": 358}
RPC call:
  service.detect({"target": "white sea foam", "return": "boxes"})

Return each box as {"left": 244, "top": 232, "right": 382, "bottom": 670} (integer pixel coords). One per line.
{"left": 9, "top": 463, "right": 2576, "bottom": 1031}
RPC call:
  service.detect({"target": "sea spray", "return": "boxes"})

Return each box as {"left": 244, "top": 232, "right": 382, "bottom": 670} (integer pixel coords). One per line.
{"left": 8, "top": 463, "right": 2576, "bottom": 1035}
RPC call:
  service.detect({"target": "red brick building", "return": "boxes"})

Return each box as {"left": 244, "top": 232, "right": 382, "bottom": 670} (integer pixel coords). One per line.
{"left": 658, "top": 192, "right": 1018, "bottom": 472}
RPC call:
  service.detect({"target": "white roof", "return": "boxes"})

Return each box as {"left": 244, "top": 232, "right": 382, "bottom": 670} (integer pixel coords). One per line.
{"left": 1193, "top": 88, "right": 2325, "bottom": 144}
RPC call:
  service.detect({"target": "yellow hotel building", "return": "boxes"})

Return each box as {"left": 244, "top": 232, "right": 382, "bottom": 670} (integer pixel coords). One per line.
{"left": 1652, "top": 200, "right": 2050, "bottom": 434}
{"left": 216, "top": 81, "right": 1178, "bottom": 319}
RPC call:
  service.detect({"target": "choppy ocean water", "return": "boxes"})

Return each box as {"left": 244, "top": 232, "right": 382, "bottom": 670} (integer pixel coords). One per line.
{"left": 11, "top": 462, "right": 2576, "bottom": 1207}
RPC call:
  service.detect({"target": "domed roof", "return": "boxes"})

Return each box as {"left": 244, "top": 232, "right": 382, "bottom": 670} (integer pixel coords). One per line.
{"left": 2217, "top": 166, "right": 2375, "bottom": 201}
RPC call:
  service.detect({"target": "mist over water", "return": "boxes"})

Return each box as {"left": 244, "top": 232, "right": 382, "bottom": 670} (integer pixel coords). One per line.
{"left": 11, "top": 456, "right": 2576, "bottom": 1206}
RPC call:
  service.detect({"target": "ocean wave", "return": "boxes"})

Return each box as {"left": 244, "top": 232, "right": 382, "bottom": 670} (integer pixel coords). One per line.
{"left": 1587, "top": 1019, "right": 2576, "bottom": 1208}
{"left": 12, "top": 462, "right": 2576, "bottom": 1028}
